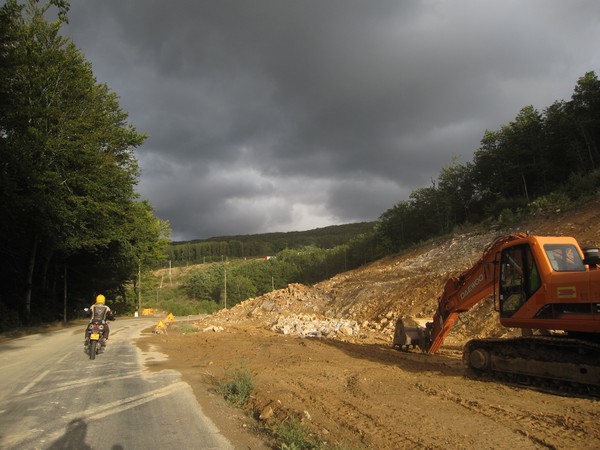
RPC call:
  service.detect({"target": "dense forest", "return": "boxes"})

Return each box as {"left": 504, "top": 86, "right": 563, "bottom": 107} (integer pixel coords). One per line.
{"left": 168, "top": 222, "right": 375, "bottom": 264}
{"left": 0, "top": 1, "right": 170, "bottom": 329}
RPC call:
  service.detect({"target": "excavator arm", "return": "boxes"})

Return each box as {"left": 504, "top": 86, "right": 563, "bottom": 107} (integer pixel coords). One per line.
{"left": 393, "top": 233, "right": 527, "bottom": 353}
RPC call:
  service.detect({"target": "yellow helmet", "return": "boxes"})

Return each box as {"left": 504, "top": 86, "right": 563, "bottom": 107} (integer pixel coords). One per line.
{"left": 96, "top": 294, "right": 106, "bottom": 304}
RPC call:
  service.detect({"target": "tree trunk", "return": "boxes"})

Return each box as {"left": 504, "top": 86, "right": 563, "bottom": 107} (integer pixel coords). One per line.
{"left": 521, "top": 171, "right": 530, "bottom": 203}
{"left": 579, "top": 122, "right": 597, "bottom": 169}
{"left": 23, "top": 236, "right": 38, "bottom": 323}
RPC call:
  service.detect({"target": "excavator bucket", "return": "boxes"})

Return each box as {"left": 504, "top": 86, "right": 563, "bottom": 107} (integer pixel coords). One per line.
{"left": 392, "top": 318, "right": 432, "bottom": 352}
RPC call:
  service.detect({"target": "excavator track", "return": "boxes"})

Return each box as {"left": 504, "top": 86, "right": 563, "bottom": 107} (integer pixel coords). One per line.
{"left": 463, "top": 336, "right": 600, "bottom": 397}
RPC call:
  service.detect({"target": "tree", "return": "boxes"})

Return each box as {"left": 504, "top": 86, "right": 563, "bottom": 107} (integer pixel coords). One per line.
{"left": 507, "top": 106, "right": 545, "bottom": 199}
{"left": 185, "top": 265, "right": 225, "bottom": 302}
{"left": 0, "top": 1, "right": 169, "bottom": 324}
{"left": 437, "top": 158, "right": 476, "bottom": 227}
{"left": 543, "top": 101, "right": 579, "bottom": 180}
{"left": 568, "top": 71, "right": 600, "bottom": 170}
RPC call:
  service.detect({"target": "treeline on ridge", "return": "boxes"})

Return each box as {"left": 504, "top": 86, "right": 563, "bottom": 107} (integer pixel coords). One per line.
{"left": 168, "top": 222, "right": 375, "bottom": 264}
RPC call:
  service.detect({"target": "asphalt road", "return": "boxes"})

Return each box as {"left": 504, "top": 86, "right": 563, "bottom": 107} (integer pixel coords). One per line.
{"left": 0, "top": 317, "right": 233, "bottom": 450}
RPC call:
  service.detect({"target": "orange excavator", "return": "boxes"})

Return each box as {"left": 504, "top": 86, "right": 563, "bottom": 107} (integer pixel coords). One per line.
{"left": 393, "top": 233, "right": 600, "bottom": 394}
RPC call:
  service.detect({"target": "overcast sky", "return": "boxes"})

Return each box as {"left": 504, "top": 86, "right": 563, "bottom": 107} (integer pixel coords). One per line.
{"left": 61, "top": 1, "right": 600, "bottom": 241}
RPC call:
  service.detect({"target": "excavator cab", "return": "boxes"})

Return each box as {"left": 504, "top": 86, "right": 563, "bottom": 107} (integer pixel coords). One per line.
{"left": 498, "top": 244, "right": 542, "bottom": 318}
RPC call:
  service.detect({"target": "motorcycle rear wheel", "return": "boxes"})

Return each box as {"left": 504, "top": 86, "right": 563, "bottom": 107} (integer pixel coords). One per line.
{"left": 90, "top": 340, "right": 97, "bottom": 360}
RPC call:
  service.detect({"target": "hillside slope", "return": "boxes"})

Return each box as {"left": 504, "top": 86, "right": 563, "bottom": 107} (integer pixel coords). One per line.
{"left": 142, "top": 197, "right": 600, "bottom": 449}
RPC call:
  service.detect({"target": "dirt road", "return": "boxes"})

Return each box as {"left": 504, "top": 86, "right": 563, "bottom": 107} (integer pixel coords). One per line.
{"left": 141, "top": 198, "right": 600, "bottom": 449}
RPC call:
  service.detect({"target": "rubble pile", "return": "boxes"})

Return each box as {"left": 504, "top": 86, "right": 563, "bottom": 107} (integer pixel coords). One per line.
{"left": 270, "top": 314, "right": 359, "bottom": 338}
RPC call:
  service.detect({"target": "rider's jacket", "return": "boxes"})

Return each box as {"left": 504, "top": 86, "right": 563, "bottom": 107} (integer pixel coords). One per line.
{"left": 90, "top": 303, "right": 113, "bottom": 323}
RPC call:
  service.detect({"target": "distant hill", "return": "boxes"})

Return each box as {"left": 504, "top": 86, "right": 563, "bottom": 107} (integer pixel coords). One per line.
{"left": 168, "top": 222, "right": 376, "bottom": 263}
{"left": 187, "top": 222, "right": 375, "bottom": 245}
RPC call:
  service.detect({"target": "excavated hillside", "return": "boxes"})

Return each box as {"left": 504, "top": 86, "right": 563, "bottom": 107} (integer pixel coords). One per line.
{"left": 141, "top": 197, "right": 600, "bottom": 450}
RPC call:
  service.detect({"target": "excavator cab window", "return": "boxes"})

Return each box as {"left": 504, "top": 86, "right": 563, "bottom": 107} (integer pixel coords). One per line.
{"left": 499, "top": 244, "right": 540, "bottom": 317}
{"left": 544, "top": 244, "right": 586, "bottom": 272}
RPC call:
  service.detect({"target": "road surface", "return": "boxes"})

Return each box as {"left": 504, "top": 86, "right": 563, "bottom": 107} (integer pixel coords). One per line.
{"left": 0, "top": 318, "right": 233, "bottom": 450}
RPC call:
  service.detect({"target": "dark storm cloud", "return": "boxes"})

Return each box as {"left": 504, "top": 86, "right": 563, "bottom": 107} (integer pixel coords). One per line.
{"left": 62, "top": 0, "right": 600, "bottom": 240}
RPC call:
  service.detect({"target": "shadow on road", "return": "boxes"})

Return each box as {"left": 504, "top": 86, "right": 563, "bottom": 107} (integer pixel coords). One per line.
{"left": 47, "top": 418, "right": 91, "bottom": 450}
{"left": 47, "top": 418, "right": 125, "bottom": 450}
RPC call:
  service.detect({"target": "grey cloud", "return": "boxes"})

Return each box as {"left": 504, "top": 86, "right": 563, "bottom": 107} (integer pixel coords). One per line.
{"left": 63, "top": 0, "right": 600, "bottom": 240}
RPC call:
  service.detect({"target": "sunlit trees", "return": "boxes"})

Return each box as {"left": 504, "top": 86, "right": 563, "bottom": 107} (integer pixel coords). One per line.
{"left": 0, "top": 1, "right": 170, "bottom": 325}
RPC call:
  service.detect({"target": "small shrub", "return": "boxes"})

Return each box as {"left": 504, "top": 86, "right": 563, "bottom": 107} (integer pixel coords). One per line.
{"left": 158, "top": 299, "right": 219, "bottom": 316}
{"left": 217, "top": 364, "right": 254, "bottom": 407}
{"left": 196, "top": 299, "right": 221, "bottom": 314}
{"left": 498, "top": 208, "right": 516, "bottom": 225}
{"left": 273, "top": 417, "right": 318, "bottom": 450}
{"left": 564, "top": 170, "right": 600, "bottom": 199}
{"left": 176, "top": 323, "right": 198, "bottom": 333}
{"left": 487, "top": 197, "right": 528, "bottom": 220}
{"left": 528, "top": 192, "right": 570, "bottom": 212}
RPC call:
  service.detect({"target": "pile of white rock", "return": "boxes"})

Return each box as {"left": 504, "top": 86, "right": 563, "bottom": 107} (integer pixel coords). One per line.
{"left": 270, "top": 314, "right": 359, "bottom": 338}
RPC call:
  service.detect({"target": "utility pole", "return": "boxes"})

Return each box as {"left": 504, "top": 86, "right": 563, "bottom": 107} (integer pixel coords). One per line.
{"left": 224, "top": 268, "right": 227, "bottom": 309}
{"left": 138, "top": 261, "right": 142, "bottom": 315}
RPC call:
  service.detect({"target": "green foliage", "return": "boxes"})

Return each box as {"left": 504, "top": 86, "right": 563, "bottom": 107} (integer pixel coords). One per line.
{"left": 497, "top": 208, "right": 518, "bottom": 226}
{"left": 234, "top": 259, "right": 294, "bottom": 293}
{"left": 563, "top": 169, "right": 600, "bottom": 200}
{"left": 160, "top": 299, "right": 218, "bottom": 316}
{"left": 485, "top": 197, "right": 529, "bottom": 220}
{"left": 527, "top": 192, "right": 570, "bottom": 213}
{"left": 185, "top": 265, "right": 226, "bottom": 302}
{"left": 168, "top": 222, "right": 375, "bottom": 265}
{"left": 175, "top": 323, "right": 198, "bottom": 334}
{"left": 226, "top": 275, "right": 258, "bottom": 306}
{"left": 217, "top": 364, "right": 255, "bottom": 407}
{"left": 177, "top": 229, "right": 381, "bottom": 308}
{"left": 0, "top": 1, "right": 171, "bottom": 323}
{"left": 273, "top": 417, "right": 318, "bottom": 450}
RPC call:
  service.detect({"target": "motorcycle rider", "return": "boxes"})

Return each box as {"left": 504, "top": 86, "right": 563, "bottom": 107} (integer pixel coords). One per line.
{"left": 85, "top": 294, "right": 115, "bottom": 346}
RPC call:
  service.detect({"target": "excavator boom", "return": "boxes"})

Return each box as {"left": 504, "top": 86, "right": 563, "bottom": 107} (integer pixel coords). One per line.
{"left": 394, "top": 234, "right": 526, "bottom": 353}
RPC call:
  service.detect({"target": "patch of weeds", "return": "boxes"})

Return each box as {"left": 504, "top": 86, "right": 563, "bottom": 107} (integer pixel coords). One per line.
{"left": 176, "top": 323, "right": 198, "bottom": 333}
{"left": 215, "top": 366, "right": 359, "bottom": 450}
{"left": 273, "top": 417, "right": 319, "bottom": 450}
{"left": 217, "top": 363, "right": 254, "bottom": 407}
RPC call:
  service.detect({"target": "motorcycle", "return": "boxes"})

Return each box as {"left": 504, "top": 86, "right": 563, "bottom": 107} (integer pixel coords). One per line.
{"left": 84, "top": 320, "right": 107, "bottom": 360}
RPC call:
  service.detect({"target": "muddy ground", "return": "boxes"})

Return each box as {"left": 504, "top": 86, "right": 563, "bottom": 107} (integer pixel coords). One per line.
{"left": 140, "top": 198, "right": 600, "bottom": 449}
